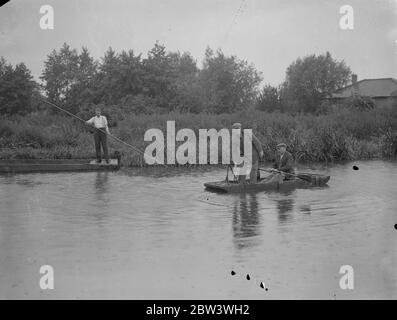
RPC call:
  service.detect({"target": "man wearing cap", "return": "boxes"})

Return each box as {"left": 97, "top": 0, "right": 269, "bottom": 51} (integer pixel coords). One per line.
{"left": 231, "top": 123, "right": 264, "bottom": 183}
{"left": 271, "top": 143, "right": 294, "bottom": 177}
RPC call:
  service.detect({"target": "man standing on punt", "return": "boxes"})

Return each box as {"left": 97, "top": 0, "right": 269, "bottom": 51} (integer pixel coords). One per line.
{"left": 86, "top": 107, "right": 111, "bottom": 164}
{"left": 232, "top": 122, "right": 264, "bottom": 184}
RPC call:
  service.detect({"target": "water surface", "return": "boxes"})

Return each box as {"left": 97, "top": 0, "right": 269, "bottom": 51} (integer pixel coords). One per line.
{"left": 0, "top": 161, "right": 396, "bottom": 299}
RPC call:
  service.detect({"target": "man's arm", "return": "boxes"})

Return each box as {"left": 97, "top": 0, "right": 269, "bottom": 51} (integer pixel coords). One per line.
{"left": 86, "top": 117, "right": 94, "bottom": 125}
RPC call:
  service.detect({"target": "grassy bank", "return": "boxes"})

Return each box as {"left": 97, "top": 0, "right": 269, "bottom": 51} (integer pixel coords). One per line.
{"left": 1, "top": 107, "right": 396, "bottom": 166}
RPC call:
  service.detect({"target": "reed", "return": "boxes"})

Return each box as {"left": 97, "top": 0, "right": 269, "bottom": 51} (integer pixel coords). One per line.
{"left": 1, "top": 107, "right": 396, "bottom": 166}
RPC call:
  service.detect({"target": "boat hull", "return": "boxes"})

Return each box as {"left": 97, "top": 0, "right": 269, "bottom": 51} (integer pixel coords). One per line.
{"left": 0, "top": 159, "right": 120, "bottom": 174}
{"left": 204, "top": 175, "right": 330, "bottom": 193}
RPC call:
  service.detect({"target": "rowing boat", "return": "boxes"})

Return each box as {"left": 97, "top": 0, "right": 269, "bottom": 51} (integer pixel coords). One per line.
{"left": 0, "top": 158, "right": 121, "bottom": 174}
{"left": 204, "top": 173, "right": 330, "bottom": 193}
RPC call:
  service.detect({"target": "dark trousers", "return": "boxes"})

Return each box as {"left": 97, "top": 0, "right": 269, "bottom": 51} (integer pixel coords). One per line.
{"left": 94, "top": 129, "right": 109, "bottom": 162}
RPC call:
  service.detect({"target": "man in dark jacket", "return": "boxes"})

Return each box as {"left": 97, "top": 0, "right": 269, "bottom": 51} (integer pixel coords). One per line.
{"left": 272, "top": 143, "right": 294, "bottom": 176}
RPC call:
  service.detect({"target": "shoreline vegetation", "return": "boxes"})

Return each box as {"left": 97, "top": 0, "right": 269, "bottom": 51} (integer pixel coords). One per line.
{"left": 1, "top": 43, "right": 396, "bottom": 165}
{"left": 1, "top": 107, "right": 396, "bottom": 167}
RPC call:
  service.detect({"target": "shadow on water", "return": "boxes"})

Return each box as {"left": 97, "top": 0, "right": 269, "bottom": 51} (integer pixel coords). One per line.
{"left": 232, "top": 193, "right": 261, "bottom": 250}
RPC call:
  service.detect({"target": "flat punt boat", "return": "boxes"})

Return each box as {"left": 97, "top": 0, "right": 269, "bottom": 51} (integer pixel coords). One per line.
{"left": 204, "top": 173, "right": 330, "bottom": 193}
{"left": 0, "top": 158, "right": 121, "bottom": 174}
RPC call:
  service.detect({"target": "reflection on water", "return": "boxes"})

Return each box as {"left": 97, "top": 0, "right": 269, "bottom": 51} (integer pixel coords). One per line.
{"left": 94, "top": 172, "right": 109, "bottom": 201}
{"left": 274, "top": 190, "right": 295, "bottom": 224}
{"left": 232, "top": 193, "right": 260, "bottom": 250}
{"left": 299, "top": 205, "right": 312, "bottom": 215}
{"left": 91, "top": 172, "right": 110, "bottom": 222}
{"left": 0, "top": 161, "right": 396, "bottom": 299}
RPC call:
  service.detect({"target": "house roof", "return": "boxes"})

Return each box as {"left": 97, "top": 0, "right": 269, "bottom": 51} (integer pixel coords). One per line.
{"left": 331, "top": 78, "right": 397, "bottom": 98}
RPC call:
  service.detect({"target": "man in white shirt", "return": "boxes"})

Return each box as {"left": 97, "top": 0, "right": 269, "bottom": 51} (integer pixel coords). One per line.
{"left": 231, "top": 122, "right": 264, "bottom": 184}
{"left": 86, "top": 108, "right": 110, "bottom": 163}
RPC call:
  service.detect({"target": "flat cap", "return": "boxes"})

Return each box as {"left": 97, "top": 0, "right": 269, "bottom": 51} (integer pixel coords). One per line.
{"left": 232, "top": 122, "right": 242, "bottom": 129}
{"left": 276, "top": 143, "right": 287, "bottom": 148}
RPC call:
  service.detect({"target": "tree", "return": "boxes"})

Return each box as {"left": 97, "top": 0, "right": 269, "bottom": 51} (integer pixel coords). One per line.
{"left": 142, "top": 42, "right": 179, "bottom": 110}
{"left": 0, "top": 57, "right": 37, "bottom": 116}
{"left": 256, "top": 84, "right": 281, "bottom": 112}
{"left": 199, "top": 47, "right": 262, "bottom": 113}
{"left": 40, "top": 43, "right": 80, "bottom": 111}
{"left": 66, "top": 47, "right": 98, "bottom": 109}
{"left": 168, "top": 51, "right": 203, "bottom": 112}
{"left": 94, "top": 47, "right": 119, "bottom": 104}
{"left": 282, "top": 52, "right": 351, "bottom": 113}
{"left": 94, "top": 47, "right": 145, "bottom": 105}
{"left": 41, "top": 44, "right": 99, "bottom": 113}
{"left": 168, "top": 51, "right": 198, "bottom": 78}
{"left": 118, "top": 50, "right": 144, "bottom": 97}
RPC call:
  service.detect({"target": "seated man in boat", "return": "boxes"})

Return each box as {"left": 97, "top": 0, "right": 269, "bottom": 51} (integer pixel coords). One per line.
{"left": 86, "top": 108, "right": 111, "bottom": 164}
{"left": 232, "top": 122, "right": 264, "bottom": 184}
{"left": 270, "top": 143, "right": 294, "bottom": 179}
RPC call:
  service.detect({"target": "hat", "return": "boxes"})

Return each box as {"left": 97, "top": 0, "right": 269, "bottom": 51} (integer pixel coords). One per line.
{"left": 276, "top": 143, "right": 287, "bottom": 148}
{"left": 232, "top": 122, "right": 242, "bottom": 129}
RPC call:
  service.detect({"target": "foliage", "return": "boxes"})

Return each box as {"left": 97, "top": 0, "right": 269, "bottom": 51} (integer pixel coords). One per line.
{"left": 343, "top": 95, "right": 375, "bottom": 111}
{"left": 200, "top": 47, "right": 262, "bottom": 113}
{"left": 281, "top": 52, "right": 351, "bottom": 113}
{"left": 40, "top": 43, "right": 97, "bottom": 113}
{"left": 256, "top": 84, "right": 281, "bottom": 112}
{"left": 3, "top": 44, "right": 396, "bottom": 165}
{"left": 0, "top": 57, "right": 38, "bottom": 116}
{"left": 4, "top": 44, "right": 361, "bottom": 117}
{"left": 1, "top": 108, "right": 396, "bottom": 165}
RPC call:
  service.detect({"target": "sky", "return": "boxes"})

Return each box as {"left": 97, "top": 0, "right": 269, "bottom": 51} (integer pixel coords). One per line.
{"left": 0, "top": 0, "right": 396, "bottom": 86}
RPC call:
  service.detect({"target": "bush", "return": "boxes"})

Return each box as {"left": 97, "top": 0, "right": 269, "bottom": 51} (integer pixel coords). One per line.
{"left": 343, "top": 95, "right": 375, "bottom": 111}
{"left": 1, "top": 107, "right": 396, "bottom": 164}
{"left": 120, "top": 94, "right": 160, "bottom": 115}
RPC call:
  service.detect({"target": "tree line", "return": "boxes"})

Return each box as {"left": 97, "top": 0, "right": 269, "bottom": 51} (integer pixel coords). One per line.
{"left": 0, "top": 43, "right": 353, "bottom": 117}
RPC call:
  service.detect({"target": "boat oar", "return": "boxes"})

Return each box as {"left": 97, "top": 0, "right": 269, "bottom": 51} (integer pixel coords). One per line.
{"left": 259, "top": 168, "right": 312, "bottom": 183}
{"left": 261, "top": 168, "right": 330, "bottom": 185}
